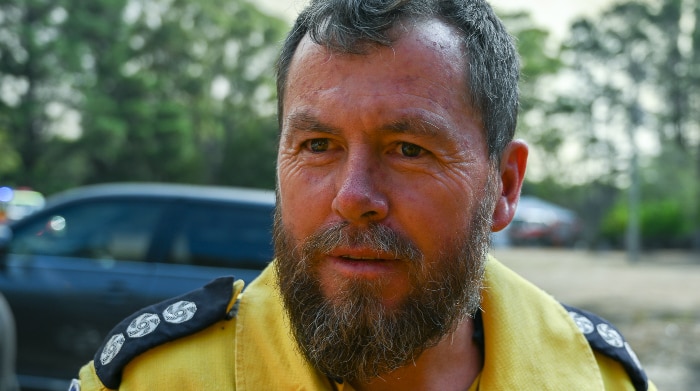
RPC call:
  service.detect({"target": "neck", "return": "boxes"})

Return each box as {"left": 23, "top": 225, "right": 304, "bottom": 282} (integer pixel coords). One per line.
{"left": 348, "top": 316, "right": 483, "bottom": 391}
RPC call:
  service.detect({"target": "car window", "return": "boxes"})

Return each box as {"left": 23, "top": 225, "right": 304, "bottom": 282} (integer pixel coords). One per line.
{"left": 167, "top": 202, "right": 273, "bottom": 269}
{"left": 9, "top": 199, "right": 167, "bottom": 262}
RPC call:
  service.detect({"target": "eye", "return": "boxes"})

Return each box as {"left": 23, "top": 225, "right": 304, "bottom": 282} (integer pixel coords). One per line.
{"left": 399, "top": 142, "right": 424, "bottom": 158}
{"left": 305, "top": 138, "right": 329, "bottom": 153}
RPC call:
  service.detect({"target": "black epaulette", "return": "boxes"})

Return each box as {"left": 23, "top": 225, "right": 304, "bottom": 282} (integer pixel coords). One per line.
{"left": 562, "top": 303, "right": 649, "bottom": 391}
{"left": 94, "top": 276, "right": 238, "bottom": 389}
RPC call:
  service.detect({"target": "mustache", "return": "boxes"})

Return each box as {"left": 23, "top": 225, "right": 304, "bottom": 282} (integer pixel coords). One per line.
{"left": 301, "top": 222, "right": 423, "bottom": 263}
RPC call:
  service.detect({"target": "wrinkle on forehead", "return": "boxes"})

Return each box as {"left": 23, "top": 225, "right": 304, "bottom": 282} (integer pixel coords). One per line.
{"left": 288, "top": 17, "right": 473, "bottom": 115}
{"left": 280, "top": 17, "right": 486, "bottom": 160}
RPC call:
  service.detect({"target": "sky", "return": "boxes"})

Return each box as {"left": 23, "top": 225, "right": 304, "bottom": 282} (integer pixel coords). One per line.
{"left": 256, "top": 0, "right": 618, "bottom": 39}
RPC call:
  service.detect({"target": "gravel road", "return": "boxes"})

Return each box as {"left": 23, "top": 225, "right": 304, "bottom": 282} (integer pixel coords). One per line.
{"left": 491, "top": 247, "right": 700, "bottom": 391}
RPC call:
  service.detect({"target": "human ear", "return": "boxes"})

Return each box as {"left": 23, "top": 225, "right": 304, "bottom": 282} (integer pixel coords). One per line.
{"left": 491, "top": 140, "right": 528, "bottom": 232}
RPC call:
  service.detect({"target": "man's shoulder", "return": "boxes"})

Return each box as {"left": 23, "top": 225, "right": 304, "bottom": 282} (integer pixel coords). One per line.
{"left": 563, "top": 303, "right": 651, "bottom": 391}
{"left": 483, "top": 256, "right": 654, "bottom": 390}
{"left": 89, "top": 276, "right": 242, "bottom": 390}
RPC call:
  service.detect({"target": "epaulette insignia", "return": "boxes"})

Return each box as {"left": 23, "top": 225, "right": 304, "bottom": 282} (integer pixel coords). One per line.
{"left": 563, "top": 304, "right": 649, "bottom": 391}
{"left": 94, "top": 276, "right": 236, "bottom": 389}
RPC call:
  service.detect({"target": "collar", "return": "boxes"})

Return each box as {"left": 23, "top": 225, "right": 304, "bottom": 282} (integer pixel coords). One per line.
{"left": 477, "top": 255, "right": 606, "bottom": 389}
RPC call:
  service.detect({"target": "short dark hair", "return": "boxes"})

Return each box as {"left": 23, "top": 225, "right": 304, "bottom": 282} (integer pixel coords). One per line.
{"left": 275, "top": 0, "right": 519, "bottom": 161}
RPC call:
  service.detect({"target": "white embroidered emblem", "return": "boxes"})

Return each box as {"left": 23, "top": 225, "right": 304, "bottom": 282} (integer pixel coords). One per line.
{"left": 163, "top": 300, "right": 197, "bottom": 324}
{"left": 568, "top": 311, "right": 595, "bottom": 334}
{"left": 127, "top": 313, "right": 161, "bottom": 338}
{"left": 596, "top": 323, "right": 624, "bottom": 348}
{"left": 100, "top": 333, "right": 125, "bottom": 365}
{"left": 69, "top": 378, "right": 81, "bottom": 391}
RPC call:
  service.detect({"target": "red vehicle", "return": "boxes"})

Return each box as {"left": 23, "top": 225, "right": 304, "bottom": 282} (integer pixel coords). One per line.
{"left": 507, "top": 196, "right": 581, "bottom": 247}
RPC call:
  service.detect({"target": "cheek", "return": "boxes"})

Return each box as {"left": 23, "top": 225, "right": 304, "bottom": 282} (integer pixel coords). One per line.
{"left": 393, "top": 179, "right": 475, "bottom": 255}
{"left": 278, "top": 162, "right": 334, "bottom": 240}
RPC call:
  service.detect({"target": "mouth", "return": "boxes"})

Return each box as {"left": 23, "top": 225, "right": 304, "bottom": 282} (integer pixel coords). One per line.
{"left": 330, "top": 248, "right": 399, "bottom": 262}
{"left": 338, "top": 255, "right": 391, "bottom": 261}
{"left": 326, "top": 249, "right": 404, "bottom": 277}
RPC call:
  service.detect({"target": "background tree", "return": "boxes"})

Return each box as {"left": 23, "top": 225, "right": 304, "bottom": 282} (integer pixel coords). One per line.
{"left": 651, "top": 0, "right": 700, "bottom": 249}
{"left": 499, "top": 11, "right": 564, "bottom": 181}
{"left": 499, "top": 1, "right": 699, "bottom": 251}
{"left": 0, "top": 0, "right": 286, "bottom": 193}
{"left": 0, "top": 0, "right": 74, "bottom": 190}
{"left": 70, "top": 0, "right": 287, "bottom": 189}
{"left": 556, "top": 0, "right": 699, "bottom": 249}
{"left": 499, "top": 10, "right": 625, "bottom": 247}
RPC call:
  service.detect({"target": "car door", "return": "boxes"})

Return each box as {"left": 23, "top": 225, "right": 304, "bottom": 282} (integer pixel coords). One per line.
{"left": 149, "top": 199, "right": 275, "bottom": 299}
{"left": 0, "top": 197, "right": 171, "bottom": 384}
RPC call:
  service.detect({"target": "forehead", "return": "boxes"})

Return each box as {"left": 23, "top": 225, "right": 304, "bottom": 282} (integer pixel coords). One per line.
{"left": 283, "top": 18, "right": 471, "bottom": 121}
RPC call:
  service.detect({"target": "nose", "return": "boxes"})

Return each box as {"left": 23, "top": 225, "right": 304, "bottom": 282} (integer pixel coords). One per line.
{"left": 331, "top": 153, "right": 388, "bottom": 224}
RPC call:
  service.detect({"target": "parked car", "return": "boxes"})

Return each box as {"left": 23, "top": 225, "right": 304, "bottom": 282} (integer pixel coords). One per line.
{"left": 0, "top": 183, "right": 276, "bottom": 391}
{"left": 507, "top": 196, "right": 581, "bottom": 247}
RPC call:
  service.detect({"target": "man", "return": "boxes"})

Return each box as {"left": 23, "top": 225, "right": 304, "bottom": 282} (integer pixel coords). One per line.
{"left": 73, "top": 0, "right": 657, "bottom": 390}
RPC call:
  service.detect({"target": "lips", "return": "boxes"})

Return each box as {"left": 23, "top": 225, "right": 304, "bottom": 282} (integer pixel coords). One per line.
{"left": 340, "top": 255, "right": 387, "bottom": 260}
{"left": 324, "top": 247, "right": 405, "bottom": 279}
{"left": 329, "top": 247, "right": 400, "bottom": 262}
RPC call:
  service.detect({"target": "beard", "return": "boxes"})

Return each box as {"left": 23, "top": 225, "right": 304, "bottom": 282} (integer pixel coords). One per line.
{"left": 273, "top": 175, "right": 497, "bottom": 383}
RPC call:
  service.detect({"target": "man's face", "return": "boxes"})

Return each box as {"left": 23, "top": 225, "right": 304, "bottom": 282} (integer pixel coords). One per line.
{"left": 274, "top": 17, "right": 497, "bottom": 381}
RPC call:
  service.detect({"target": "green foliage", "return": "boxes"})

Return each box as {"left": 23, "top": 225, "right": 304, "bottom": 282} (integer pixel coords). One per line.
{"left": 498, "top": 11, "right": 563, "bottom": 139}
{"left": 0, "top": 129, "right": 21, "bottom": 176}
{"left": 218, "top": 115, "right": 278, "bottom": 189}
{"left": 599, "top": 140, "right": 697, "bottom": 249}
{"left": 600, "top": 199, "right": 694, "bottom": 248}
{"left": 0, "top": 0, "right": 287, "bottom": 193}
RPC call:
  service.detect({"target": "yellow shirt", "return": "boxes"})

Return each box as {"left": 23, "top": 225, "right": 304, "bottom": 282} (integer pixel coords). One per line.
{"left": 77, "top": 257, "right": 656, "bottom": 390}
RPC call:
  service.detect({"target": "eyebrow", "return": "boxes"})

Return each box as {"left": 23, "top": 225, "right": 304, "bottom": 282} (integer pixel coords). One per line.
{"left": 286, "top": 111, "right": 445, "bottom": 138}
{"left": 383, "top": 117, "right": 442, "bottom": 137}
{"left": 286, "top": 112, "right": 340, "bottom": 135}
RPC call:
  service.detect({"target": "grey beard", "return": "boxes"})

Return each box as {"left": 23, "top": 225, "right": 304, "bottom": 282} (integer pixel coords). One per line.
{"left": 273, "top": 180, "right": 496, "bottom": 383}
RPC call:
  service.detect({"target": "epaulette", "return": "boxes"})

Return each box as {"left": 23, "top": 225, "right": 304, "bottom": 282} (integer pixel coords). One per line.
{"left": 562, "top": 303, "right": 649, "bottom": 391}
{"left": 94, "top": 276, "right": 238, "bottom": 389}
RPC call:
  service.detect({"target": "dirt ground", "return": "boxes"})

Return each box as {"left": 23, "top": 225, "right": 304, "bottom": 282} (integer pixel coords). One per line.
{"left": 491, "top": 247, "right": 700, "bottom": 391}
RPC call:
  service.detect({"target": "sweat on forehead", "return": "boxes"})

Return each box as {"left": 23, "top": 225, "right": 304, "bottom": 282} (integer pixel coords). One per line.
{"left": 287, "top": 18, "right": 468, "bottom": 92}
